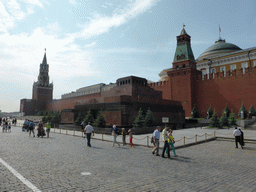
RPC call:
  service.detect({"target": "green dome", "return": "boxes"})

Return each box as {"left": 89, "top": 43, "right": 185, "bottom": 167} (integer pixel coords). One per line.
{"left": 197, "top": 39, "right": 242, "bottom": 60}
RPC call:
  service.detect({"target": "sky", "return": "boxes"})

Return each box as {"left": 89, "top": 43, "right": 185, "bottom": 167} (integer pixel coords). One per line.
{"left": 0, "top": 0, "right": 256, "bottom": 112}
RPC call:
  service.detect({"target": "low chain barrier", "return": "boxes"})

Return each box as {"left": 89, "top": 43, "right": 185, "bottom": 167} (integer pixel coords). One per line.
{"left": 49, "top": 128, "right": 219, "bottom": 148}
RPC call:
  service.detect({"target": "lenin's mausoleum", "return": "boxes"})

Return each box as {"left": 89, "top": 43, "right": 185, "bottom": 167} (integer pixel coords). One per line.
{"left": 20, "top": 27, "right": 256, "bottom": 128}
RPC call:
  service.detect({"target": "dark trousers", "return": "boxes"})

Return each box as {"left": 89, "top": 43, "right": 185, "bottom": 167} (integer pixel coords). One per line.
{"left": 86, "top": 133, "right": 91, "bottom": 146}
{"left": 235, "top": 136, "right": 242, "bottom": 148}
{"left": 162, "top": 141, "right": 170, "bottom": 157}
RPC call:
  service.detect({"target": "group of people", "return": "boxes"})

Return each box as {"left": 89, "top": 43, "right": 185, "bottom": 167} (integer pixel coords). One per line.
{"left": 23, "top": 119, "right": 51, "bottom": 138}
{"left": 1, "top": 121, "right": 11, "bottom": 132}
{"left": 152, "top": 126, "right": 177, "bottom": 158}
{"left": 233, "top": 127, "right": 245, "bottom": 149}
{"left": 111, "top": 125, "right": 134, "bottom": 147}
{"left": 82, "top": 122, "right": 135, "bottom": 148}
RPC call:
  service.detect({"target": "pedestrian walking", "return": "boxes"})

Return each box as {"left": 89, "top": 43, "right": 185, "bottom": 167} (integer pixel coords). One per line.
{"left": 46, "top": 122, "right": 51, "bottom": 138}
{"left": 112, "top": 125, "right": 120, "bottom": 147}
{"left": 239, "top": 128, "right": 245, "bottom": 147}
{"left": 128, "top": 129, "right": 134, "bottom": 147}
{"left": 166, "top": 129, "right": 177, "bottom": 157}
{"left": 8, "top": 123, "right": 11, "bottom": 132}
{"left": 28, "top": 121, "right": 35, "bottom": 137}
{"left": 84, "top": 122, "right": 94, "bottom": 147}
{"left": 152, "top": 126, "right": 161, "bottom": 156}
{"left": 233, "top": 127, "right": 243, "bottom": 149}
{"left": 121, "top": 128, "right": 127, "bottom": 145}
{"left": 162, "top": 126, "right": 170, "bottom": 158}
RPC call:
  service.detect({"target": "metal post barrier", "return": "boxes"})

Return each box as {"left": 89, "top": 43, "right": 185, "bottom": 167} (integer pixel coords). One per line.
{"left": 205, "top": 133, "right": 207, "bottom": 142}
{"left": 66, "top": 129, "right": 67, "bottom": 135}
{"left": 73, "top": 129, "right": 75, "bottom": 136}
{"left": 214, "top": 131, "right": 216, "bottom": 139}
{"left": 54, "top": 128, "right": 55, "bottom": 133}
{"left": 102, "top": 133, "right": 103, "bottom": 141}
{"left": 147, "top": 136, "right": 149, "bottom": 147}
{"left": 183, "top": 137, "right": 185, "bottom": 147}
{"left": 82, "top": 131, "right": 83, "bottom": 137}
{"left": 60, "top": 128, "right": 61, "bottom": 134}
{"left": 195, "top": 135, "right": 197, "bottom": 144}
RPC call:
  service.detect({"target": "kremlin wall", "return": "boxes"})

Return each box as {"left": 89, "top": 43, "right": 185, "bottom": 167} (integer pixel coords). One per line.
{"left": 20, "top": 27, "right": 256, "bottom": 127}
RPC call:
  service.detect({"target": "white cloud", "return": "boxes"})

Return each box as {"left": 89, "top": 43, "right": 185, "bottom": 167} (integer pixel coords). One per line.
{"left": 0, "top": 0, "right": 43, "bottom": 32}
{"left": 76, "top": 0, "right": 158, "bottom": 39}
{"left": 0, "top": 28, "right": 96, "bottom": 85}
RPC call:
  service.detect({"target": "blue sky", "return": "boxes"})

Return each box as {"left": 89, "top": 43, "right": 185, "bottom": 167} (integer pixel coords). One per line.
{"left": 0, "top": 0, "right": 256, "bottom": 112}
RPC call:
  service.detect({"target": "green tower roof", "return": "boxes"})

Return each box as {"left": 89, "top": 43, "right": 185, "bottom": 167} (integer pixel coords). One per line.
{"left": 173, "top": 28, "right": 195, "bottom": 63}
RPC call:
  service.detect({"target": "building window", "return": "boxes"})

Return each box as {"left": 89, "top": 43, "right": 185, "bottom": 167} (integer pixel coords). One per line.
{"left": 210, "top": 68, "right": 215, "bottom": 78}
{"left": 230, "top": 64, "right": 236, "bottom": 76}
{"left": 202, "top": 70, "right": 206, "bottom": 80}
{"left": 254, "top": 60, "right": 256, "bottom": 67}
{"left": 220, "top": 66, "right": 226, "bottom": 77}
{"left": 242, "top": 62, "right": 248, "bottom": 74}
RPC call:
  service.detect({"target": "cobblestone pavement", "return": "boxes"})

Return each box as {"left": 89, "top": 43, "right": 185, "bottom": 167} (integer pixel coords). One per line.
{"left": 1, "top": 127, "right": 256, "bottom": 191}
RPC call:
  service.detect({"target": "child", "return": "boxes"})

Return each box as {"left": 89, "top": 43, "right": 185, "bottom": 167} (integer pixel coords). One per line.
{"left": 128, "top": 129, "right": 134, "bottom": 147}
{"left": 8, "top": 123, "right": 11, "bottom": 132}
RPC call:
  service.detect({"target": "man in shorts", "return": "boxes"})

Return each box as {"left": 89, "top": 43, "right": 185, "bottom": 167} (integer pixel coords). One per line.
{"left": 28, "top": 121, "right": 35, "bottom": 137}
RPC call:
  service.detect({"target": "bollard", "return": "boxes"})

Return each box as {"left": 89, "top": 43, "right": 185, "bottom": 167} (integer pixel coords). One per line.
{"left": 54, "top": 128, "right": 55, "bottom": 133}
{"left": 66, "top": 129, "right": 67, "bottom": 135}
{"left": 195, "top": 134, "right": 197, "bottom": 144}
{"left": 82, "top": 131, "right": 83, "bottom": 137}
{"left": 147, "top": 136, "right": 149, "bottom": 147}
{"left": 73, "top": 129, "right": 75, "bottom": 136}
{"left": 214, "top": 131, "right": 216, "bottom": 139}
{"left": 60, "top": 128, "right": 61, "bottom": 134}
{"left": 183, "top": 137, "right": 185, "bottom": 147}
{"left": 205, "top": 133, "right": 207, "bottom": 142}
{"left": 102, "top": 132, "right": 103, "bottom": 141}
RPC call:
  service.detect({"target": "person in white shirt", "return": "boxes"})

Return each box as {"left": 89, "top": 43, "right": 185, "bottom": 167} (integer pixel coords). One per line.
{"left": 84, "top": 122, "right": 94, "bottom": 147}
{"left": 233, "top": 127, "right": 243, "bottom": 149}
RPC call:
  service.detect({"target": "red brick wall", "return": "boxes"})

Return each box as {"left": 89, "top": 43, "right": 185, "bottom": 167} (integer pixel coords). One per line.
{"left": 195, "top": 67, "right": 256, "bottom": 117}
{"left": 151, "top": 66, "right": 256, "bottom": 118}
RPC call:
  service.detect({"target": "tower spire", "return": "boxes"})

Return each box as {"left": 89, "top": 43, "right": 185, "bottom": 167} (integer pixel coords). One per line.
{"left": 42, "top": 48, "right": 47, "bottom": 65}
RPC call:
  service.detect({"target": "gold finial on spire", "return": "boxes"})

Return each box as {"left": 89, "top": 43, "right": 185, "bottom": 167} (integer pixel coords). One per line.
{"left": 45, "top": 48, "right": 46, "bottom": 52}
{"left": 183, "top": 24, "right": 185, "bottom": 29}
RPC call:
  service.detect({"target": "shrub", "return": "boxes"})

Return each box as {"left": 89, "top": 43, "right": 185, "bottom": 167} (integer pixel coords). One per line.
{"left": 94, "top": 110, "right": 106, "bottom": 128}
{"left": 228, "top": 112, "right": 237, "bottom": 126}
{"left": 83, "top": 109, "right": 94, "bottom": 125}
{"left": 144, "top": 108, "right": 155, "bottom": 127}
{"left": 133, "top": 108, "right": 145, "bottom": 128}
{"left": 220, "top": 111, "right": 229, "bottom": 127}
{"left": 209, "top": 112, "right": 220, "bottom": 128}
{"left": 238, "top": 103, "right": 247, "bottom": 119}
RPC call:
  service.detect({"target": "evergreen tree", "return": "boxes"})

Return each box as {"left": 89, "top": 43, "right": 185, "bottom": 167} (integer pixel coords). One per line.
{"left": 51, "top": 112, "right": 61, "bottom": 127}
{"left": 249, "top": 104, "right": 256, "bottom": 118}
{"left": 74, "top": 112, "right": 84, "bottom": 126}
{"left": 191, "top": 106, "right": 199, "bottom": 118}
{"left": 238, "top": 103, "right": 247, "bottom": 119}
{"left": 207, "top": 106, "right": 213, "bottom": 119}
{"left": 94, "top": 110, "right": 106, "bottom": 128}
{"left": 228, "top": 112, "right": 237, "bottom": 126}
{"left": 209, "top": 112, "right": 220, "bottom": 128}
{"left": 133, "top": 108, "right": 145, "bottom": 128}
{"left": 83, "top": 109, "right": 94, "bottom": 125}
{"left": 144, "top": 108, "right": 155, "bottom": 127}
{"left": 224, "top": 105, "right": 231, "bottom": 118}
{"left": 220, "top": 111, "right": 229, "bottom": 128}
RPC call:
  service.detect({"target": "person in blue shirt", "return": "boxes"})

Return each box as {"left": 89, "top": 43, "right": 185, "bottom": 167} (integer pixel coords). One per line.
{"left": 152, "top": 126, "right": 161, "bottom": 156}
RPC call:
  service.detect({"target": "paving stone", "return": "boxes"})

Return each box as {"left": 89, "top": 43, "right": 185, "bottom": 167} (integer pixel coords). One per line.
{"left": 0, "top": 126, "right": 256, "bottom": 191}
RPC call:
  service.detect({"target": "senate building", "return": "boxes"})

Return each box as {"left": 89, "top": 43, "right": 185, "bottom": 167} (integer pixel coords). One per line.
{"left": 20, "top": 26, "right": 256, "bottom": 127}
